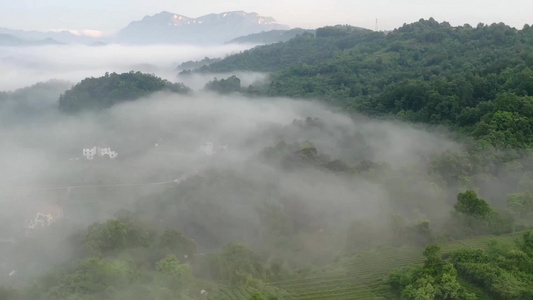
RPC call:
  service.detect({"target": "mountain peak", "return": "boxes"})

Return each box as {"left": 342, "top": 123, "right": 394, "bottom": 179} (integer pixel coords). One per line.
{"left": 117, "top": 11, "right": 289, "bottom": 45}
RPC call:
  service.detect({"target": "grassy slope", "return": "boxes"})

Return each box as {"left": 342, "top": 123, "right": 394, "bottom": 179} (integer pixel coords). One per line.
{"left": 207, "top": 286, "right": 259, "bottom": 300}
{"left": 267, "top": 232, "right": 525, "bottom": 300}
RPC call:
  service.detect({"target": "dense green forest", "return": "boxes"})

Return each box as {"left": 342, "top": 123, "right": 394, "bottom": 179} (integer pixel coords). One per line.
{"left": 204, "top": 19, "right": 533, "bottom": 149}
{"left": 389, "top": 232, "right": 533, "bottom": 299}
{"left": 58, "top": 72, "right": 190, "bottom": 113}
{"left": 177, "top": 57, "right": 222, "bottom": 72}
{"left": 225, "top": 28, "right": 313, "bottom": 45}
{"left": 200, "top": 25, "right": 373, "bottom": 73}
{"left": 204, "top": 76, "right": 242, "bottom": 94}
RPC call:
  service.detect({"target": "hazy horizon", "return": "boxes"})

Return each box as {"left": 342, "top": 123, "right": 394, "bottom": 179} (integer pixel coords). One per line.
{"left": 1, "top": 0, "right": 532, "bottom": 35}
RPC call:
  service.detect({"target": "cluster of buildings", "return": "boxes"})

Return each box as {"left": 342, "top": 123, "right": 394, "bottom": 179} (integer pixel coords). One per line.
{"left": 82, "top": 146, "right": 118, "bottom": 160}
{"left": 24, "top": 204, "right": 64, "bottom": 232}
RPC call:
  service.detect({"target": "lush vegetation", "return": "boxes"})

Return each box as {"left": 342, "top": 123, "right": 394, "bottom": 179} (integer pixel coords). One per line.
{"left": 200, "top": 26, "right": 376, "bottom": 73}
{"left": 389, "top": 232, "right": 533, "bottom": 300}
{"left": 387, "top": 191, "right": 526, "bottom": 299}
{"left": 270, "top": 233, "right": 525, "bottom": 300}
{"left": 450, "top": 232, "right": 533, "bottom": 299}
{"left": 177, "top": 57, "right": 222, "bottom": 72}
{"left": 1, "top": 215, "right": 287, "bottom": 300}
{"left": 389, "top": 244, "right": 476, "bottom": 300}
{"left": 446, "top": 190, "right": 516, "bottom": 237}
{"left": 205, "top": 19, "right": 533, "bottom": 149}
{"left": 58, "top": 71, "right": 190, "bottom": 113}
{"left": 204, "top": 75, "right": 242, "bottom": 94}
{"left": 226, "top": 28, "right": 313, "bottom": 45}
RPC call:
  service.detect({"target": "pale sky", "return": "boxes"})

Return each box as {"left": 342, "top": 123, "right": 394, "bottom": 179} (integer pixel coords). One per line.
{"left": 1, "top": 0, "right": 531, "bottom": 34}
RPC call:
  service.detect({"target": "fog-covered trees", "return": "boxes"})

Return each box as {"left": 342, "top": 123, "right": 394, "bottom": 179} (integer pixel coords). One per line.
{"left": 389, "top": 244, "right": 476, "bottom": 300}
{"left": 207, "top": 19, "right": 533, "bottom": 149}
{"left": 7, "top": 217, "right": 199, "bottom": 299}
{"left": 451, "top": 232, "right": 533, "bottom": 299}
{"left": 59, "top": 71, "right": 190, "bottom": 113}
{"left": 451, "top": 191, "right": 515, "bottom": 236}
{"left": 86, "top": 218, "right": 156, "bottom": 254}
{"left": 156, "top": 255, "right": 192, "bottom": 295}
{"left": 204, "top": 75, "right": 241, "bottom": 94}
{"left": 454, "top": 191, "right": 492, "bottom": 219}
{"left": 506, "top": 192, "right": 533, "bottom": 217}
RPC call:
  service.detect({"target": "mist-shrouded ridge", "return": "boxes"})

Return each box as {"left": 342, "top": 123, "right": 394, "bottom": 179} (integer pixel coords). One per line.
{"left": 0, "top": 89, "right": 462, "bottom": 277}
{"left": 0, "top": 27, "right": 98, "bottom": 44}
{"left": 115, "top": 11, "right": 290, "bottom": 45}
{"left": 2, "top": 71, "right": 531, "bottom": 299}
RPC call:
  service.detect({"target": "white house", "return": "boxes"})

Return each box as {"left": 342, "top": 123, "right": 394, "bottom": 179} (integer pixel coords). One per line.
{"left": 82, "top": 147, "right": 118, "bottom": 160}
{"left": 24, "top": 204, "right": 64, "bottom": 232}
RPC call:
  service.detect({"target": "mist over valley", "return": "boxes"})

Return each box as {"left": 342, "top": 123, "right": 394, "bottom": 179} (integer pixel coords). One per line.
{"left": 1, "top": 6, "right": 533, "bottom": 300}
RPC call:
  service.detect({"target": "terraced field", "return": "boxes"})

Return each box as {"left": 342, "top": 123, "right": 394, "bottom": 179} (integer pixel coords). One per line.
{"left": 207, "top": 285, "right": 260, "bottom": 300}
{"left": 439, "top": 231, "right": 524, "bottom": 252}
{"left": 206, "top": 283, "right": 292, "bottom": 300}
{"left": 459, "top": 279, "right": 494, "bottom": 300}
{"left": 269, "top": 232, "right": 526, "bottom": 300}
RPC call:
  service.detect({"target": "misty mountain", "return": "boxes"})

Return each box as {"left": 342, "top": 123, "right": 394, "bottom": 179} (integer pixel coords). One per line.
{"left": 176, "top": 57, "right": 222, "bottom": 71}
{"left": 116, "top": 11, "right": 290, "bottom": 45}
{"left": 58, "top": 71, "right": 190, "bottom": 113}
{"left": 203, "top": 19, "right": 533, "bottom": 150}
{"left": 0, "top": 34, "right": 62, "bottom": 47}
{"left": 200, "top": 25, "right": 375, "bottom": 73}
{"left": 226, "top": 28, "right": 314, "bottom": 45}
{"left": 0, "top": 80, "right": 71, "bottom": 125}
{"left": 0, "top": 27, "right": 99, "bottom": 44}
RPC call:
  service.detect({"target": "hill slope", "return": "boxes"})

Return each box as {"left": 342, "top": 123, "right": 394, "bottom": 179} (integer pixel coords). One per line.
{"left": 58, "top": 72, "right": 190, "bottom": 113}
{"left": 270, "top": 232, "right": 525, "bottom": 300}
{"left": 226, "top": 28, "right": 313, "bottom": 45}
{"left": 201, "top": 25, "right": 378, "bottom": 73}
{"left": 204, "top": 19, "right": 533, "bottom": 148}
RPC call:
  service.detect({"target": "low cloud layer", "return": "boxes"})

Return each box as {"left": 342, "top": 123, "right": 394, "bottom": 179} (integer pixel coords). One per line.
{"left": 0, "top": 44, "right": 252, "bottom": 91}
{"left": 0, "top": 90, "right": 460, "bottom": 223}
{"left": 0, "top": 44, "right": 466, "bottom": 285}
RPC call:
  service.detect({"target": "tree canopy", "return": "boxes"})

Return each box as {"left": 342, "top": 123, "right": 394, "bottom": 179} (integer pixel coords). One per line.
{"left": 59, "top": 71, "right": 190, "bottom": 113}
{"left": 203, "top": 19, "right": 533, "bottom": 148}
{"left": 204, "top": 75, "right": 241, "bottom": 94}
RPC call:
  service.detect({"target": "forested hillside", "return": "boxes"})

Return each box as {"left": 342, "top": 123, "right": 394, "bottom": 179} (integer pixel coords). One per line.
{"left": 226, "top": 28, "right": 313, "bottom": 45}
{"left": 201, "top": 25, "right": 376, "bottom": 73}
{"left": 0, "top": 80, "right": 71, "bottom": 124}
{"left": 206, "top": 19, "right": 533, "bottom": 148}
{"left": 58, "top": 72, "right": 190, "bottom": 113}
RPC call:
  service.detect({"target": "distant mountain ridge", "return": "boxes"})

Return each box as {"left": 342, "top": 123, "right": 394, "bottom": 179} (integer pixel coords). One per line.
{"left": 226, "top": 28, "right": 314, "bottom": 45}
{"left": 116, "top": 11, "right": 290, "bottom": 44}
{"left": 0, "top": 11, "right": 290, "bottom": 46}
{"left": 0, "top": 34, "right": 62, "bottom": 46}
{"left": 0, "top": 27, "right": 98, "bottom": 44}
